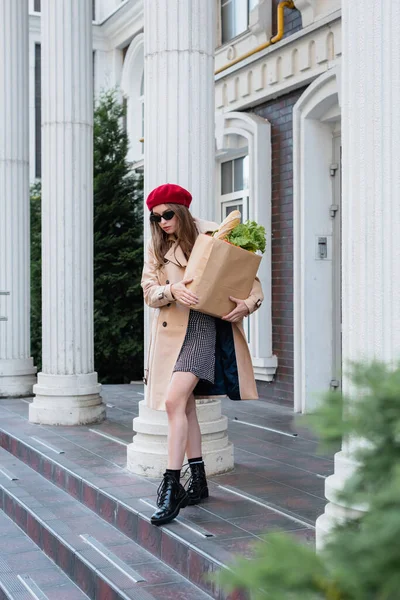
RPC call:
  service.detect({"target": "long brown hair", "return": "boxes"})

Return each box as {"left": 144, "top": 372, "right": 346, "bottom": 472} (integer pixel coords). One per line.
{"left": 150, "top": 204, "right": 198, "bottom": 268}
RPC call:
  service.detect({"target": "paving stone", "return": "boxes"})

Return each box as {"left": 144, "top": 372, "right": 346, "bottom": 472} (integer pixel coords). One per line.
{"left": 0, "top": 447, "right": 215, "bottom": 599}
{"left": 0, "top": 513, "right": 87, "bottom": 598}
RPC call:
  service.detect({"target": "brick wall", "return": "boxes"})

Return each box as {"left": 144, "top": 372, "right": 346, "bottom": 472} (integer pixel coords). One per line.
{"left": 251, "top": 87, "right": 307, "bottom": 405}
{"left": 272, "top": 0, "right": 302, "bottom": 38}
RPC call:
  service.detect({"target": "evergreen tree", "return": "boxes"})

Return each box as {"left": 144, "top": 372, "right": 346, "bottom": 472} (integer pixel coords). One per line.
{"left": 30, "top": 91, "right": 144, "bottom": 382}
{"left": 219, "top": 361, "right": 400, "bottom": 599}
{"left": 93, "top": 90, "right": 144, "bottom": 383}
{"left": 30, "top": 182, "right": 42, "bottom": 371}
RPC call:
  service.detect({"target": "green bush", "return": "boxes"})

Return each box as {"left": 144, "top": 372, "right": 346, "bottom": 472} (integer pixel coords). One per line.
{"left": 219, "top": 362, "right": 400, "bottom": 600}
{"left": 30, "top": 90, "right": 144, "bottom": 383}
{"left": 30, "top": 182, "right": 42, "bottom": 371}
{"left": 93, "top": 90, "right": 144, "bottom": 383}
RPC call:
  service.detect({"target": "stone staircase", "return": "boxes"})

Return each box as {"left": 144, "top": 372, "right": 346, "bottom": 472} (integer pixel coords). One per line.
{"left": 0, "top": 405, "right": 247, "bottom": 600}
{"left": 0, "top": 509, "right": 88, "bottom": 600}
{"left": 0, "top": 443, "right": 217, "bottom": 600}
{"left": 0, "top": 391, "right": 332, "bottom": 600}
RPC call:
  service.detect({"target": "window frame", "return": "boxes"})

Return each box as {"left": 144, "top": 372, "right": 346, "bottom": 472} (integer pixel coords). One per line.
{"left": 220, "top": 0, "right": 252, "bottom": 46}
{"left": 218, "top": 153, "right": 251, "bottom": 342}
{"left": 215, "top": 111, "right": 277, "bottom": 381}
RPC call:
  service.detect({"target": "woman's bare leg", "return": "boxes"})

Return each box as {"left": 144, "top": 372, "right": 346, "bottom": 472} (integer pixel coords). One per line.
{"left": 165, "top": 372, "right": 199, "bottom": 470}
{"left": 185, "top": 393, "right": 202, "bottom": 460}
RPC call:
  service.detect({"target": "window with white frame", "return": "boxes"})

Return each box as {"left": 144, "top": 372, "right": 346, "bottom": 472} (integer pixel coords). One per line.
{"left": 216, "top": 112, "right": 277, "bottom": 381}
{"left": 221, "top": 0, "right": 258, "bottom": 44}
{"left": 220, "top": 156, "right": 250, "bottom": 221}
{"left": 219, "top": 155, "right": 251, "bottom": 341}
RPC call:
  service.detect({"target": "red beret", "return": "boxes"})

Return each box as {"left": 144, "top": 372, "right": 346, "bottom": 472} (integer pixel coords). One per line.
{"left": 146, "top": 183, "right": 192, "bottom": 212}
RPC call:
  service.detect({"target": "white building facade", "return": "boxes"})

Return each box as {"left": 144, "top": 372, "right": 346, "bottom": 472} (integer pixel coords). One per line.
{"left": 1, "top": 0, "right": 399, "bottom": 543}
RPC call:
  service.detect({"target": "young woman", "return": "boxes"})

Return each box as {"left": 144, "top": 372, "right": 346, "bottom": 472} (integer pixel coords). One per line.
{"left": 142, "top": 183, "right": 264, "bottom": 525}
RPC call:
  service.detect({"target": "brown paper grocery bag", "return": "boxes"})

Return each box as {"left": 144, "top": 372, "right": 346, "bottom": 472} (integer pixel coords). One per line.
{"left": 184, "top": 234, "right": 262, "bottom": 318}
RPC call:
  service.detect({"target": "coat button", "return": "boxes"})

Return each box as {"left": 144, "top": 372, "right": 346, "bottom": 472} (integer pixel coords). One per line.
{"left": 162, "top": 321, "right": 167, "bottom": 327}
{"left": 166, "top": 280, "right": 170, "bottom": 284}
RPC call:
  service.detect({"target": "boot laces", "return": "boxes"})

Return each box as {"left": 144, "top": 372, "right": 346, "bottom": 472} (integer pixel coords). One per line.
{"left": 181, "top": 463, "right": 190, "bottom": 480}
{"left": 179, "top": 463, "right": 192, "bottom": 490}
{"left": 181, "top": 462, "right": 203, "bottom": 491}
{"left": 156, "top": 473, "right": 176, "bottom": 505}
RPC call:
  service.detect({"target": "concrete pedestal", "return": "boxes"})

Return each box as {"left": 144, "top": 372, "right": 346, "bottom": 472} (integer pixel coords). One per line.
{"left": 127, "top": 398, "right": 233, "bottom": 478}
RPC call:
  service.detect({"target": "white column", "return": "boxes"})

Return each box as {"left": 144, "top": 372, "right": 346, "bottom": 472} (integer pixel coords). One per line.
{"left": 316, "top": 1, "right": 400, "bottom": 546}
{"left": 127, "top": 0, "right": 234, "bottom": 477}
{"left": 29, "top": 0, "right": 105, "bottom": 425}
{"left": 143, "top": 0, "right": 216, "bottom": 218}
{"left": 0, "top": 0, "right": 37, "bottom": 397}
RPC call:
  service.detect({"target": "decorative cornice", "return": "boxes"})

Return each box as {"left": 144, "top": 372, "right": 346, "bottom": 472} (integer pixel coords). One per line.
{"left": 294, "top": 0, "right": 340, "bottom": 28}
{"left": 92, "top": 24, "right": 107, "bottom": 51}
{"left": 215, "top": 12, "right": 341, "bottom": 112}
{"left": 28, "top": 1, "right": 342, "bottom": 118}
{"left": 99, "top": 0, "right": 143, "bottom": 49}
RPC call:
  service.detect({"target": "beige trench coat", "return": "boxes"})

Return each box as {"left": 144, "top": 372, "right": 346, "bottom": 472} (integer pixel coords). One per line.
{"left": 141, "top": 217, "right": 264, "bottom": 411}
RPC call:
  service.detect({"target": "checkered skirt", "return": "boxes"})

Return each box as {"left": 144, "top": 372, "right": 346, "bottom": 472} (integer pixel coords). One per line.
{"left": 173, "top": 310, "right": 216, "bottom": 383}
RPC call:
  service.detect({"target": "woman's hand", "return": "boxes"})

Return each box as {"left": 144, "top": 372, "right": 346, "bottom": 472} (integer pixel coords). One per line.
{"left": 171, "top": 278, "right": 199, "bottom": 306}
{"left": 222, "top": 296, "right": 249, "bottom": 322}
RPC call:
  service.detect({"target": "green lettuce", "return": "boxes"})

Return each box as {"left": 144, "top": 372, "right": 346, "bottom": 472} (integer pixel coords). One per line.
{"left": 226, "top": 220, "right": 266, "bottom": 253}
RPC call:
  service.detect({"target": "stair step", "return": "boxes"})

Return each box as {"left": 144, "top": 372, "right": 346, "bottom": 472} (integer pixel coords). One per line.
{"left": 0, "top": 401, "right": 317, "bottom": 600}
{"left": 0, "top": 448, "right": 214, "bottom": 600}
{"left": 0, "top": 415, "right": 245, "bottom": 599}
{"left": 0, "top": 509, "right": 89, "bottom": 600}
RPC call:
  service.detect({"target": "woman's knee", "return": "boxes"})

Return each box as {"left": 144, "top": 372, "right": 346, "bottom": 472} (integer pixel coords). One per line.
{"left": 165, "top": 394, "right": 185, "bottom": 417}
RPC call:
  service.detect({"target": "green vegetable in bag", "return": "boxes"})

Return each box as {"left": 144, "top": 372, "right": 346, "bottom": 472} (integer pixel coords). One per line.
{"left": 227, "top": 220, "right": 266, "bottom": 254}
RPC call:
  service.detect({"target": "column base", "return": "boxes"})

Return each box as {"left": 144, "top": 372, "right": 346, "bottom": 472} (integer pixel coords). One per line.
{"left": 315, "top": 450, "right": 367, "bottom": 550}
{"left": 127, "top": 398, "right": 234, "bottom": 478}
{"left": 0, "top": 358, "right": 37, "bottom": 398}
{"left": 30, "top": 372, "right": 105, "bottom": 425}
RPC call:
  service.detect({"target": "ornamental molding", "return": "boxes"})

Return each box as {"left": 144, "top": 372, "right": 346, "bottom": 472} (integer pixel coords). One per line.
{"left": 215, "top": 11, "right": 341, "bottom": 112}
{"left": 249, "top": 0, "right": 273, "bottom": 37}
{"left": 294, "top": 0, "right": 341, "bottom": 28}
{"left": 120, "top": 34, "right": 144, "bottom": 164}
{"left": 100, "top": 0, "right": 143, "bottom": 50}
{"left": 215, "top": 29, "right": 268, "bottom": 74}
{"left": 120, "top": 33, "right": 144, "bottom": 97}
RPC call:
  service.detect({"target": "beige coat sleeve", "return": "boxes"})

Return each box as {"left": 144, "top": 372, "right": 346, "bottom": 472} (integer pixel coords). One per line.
{"left": 244, "top": 277, "right": 264, "bottom": 315}
{"left": 141, "top": 243, "right": 175, "bottom": 308}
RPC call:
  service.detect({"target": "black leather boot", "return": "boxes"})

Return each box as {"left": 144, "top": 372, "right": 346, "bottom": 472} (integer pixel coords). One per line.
{"left": 151, "top": 472, "right": 188, "bottom": 526}
{"left": 187, "top": 461, "right": 209, "bottom": 505}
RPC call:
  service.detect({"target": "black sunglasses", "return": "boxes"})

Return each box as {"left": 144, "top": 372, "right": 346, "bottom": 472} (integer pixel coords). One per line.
{"left": 150, "top": 210, "right": 175, "bottom": 223}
